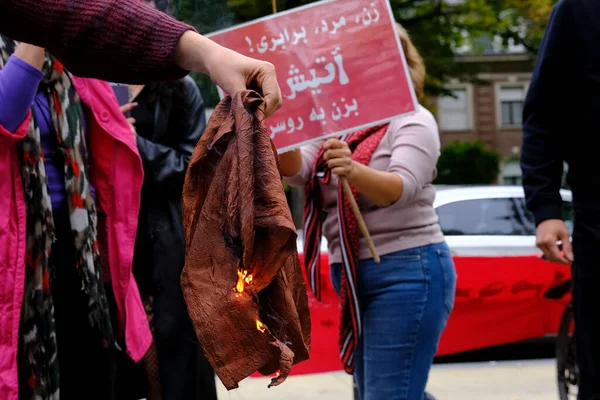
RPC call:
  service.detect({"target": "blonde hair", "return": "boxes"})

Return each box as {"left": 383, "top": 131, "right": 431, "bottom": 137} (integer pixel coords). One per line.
{"left": 395, "top": 23, "right": 425, "bottom": 99}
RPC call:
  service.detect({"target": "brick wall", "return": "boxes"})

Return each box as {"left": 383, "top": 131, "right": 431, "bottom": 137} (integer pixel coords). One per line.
{"left": 435, "top": 55, "right": 534, "bottom": 158}
{"left": 473, "top": 85, "right": 497, "bottom": 150}
{"left": 437, "top": 67, "right": 533, "bottom": 159}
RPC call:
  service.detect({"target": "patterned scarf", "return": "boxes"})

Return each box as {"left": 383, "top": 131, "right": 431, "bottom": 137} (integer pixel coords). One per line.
{"left": 0, "top": 37, "right": 113, "bottom": 399}
{"left": 303, "top": 124, "right": 389, "bottom": 373}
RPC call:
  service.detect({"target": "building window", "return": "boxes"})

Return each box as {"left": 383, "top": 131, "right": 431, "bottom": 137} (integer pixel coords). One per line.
{"left": 499, "top": 86, "right": 525, "bottom": 127}
{"left": 438, "top": 88, "right": 470, "bottom": 131}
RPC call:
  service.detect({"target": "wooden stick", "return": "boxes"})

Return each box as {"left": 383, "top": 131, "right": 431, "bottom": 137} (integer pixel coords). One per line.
{"left": 341, "top": 177, "right": 380, "bottom": 263}
{"left": 267, "top": 1, "right": 377, "bottom": 264}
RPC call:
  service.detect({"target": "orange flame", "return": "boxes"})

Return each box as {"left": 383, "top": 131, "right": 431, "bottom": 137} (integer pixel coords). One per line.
{"left": 235, "top": 270, "right": 253, "bottom": 293}
{"left": 256, "top": 320, "right": 266, "bottom": 333}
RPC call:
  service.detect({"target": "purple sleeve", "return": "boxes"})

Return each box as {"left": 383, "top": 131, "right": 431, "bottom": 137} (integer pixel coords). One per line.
{"left": 0, "top": 55, "right": 44, "bottom": 132}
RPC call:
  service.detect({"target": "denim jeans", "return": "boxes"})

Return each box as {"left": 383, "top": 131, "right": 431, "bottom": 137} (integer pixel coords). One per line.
{"left": 331, "top": 242, "right": 456, "bottom": 400}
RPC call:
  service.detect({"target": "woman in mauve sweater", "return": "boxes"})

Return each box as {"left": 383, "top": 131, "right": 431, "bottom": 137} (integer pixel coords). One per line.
{"left": 279, "top": 24, "right": 456, "bottom": 400}
{"left": 0, "top": 0, "right": 282, "bottom": 117}
{"left": 0, "top": 40, "right": 151, "bottom": 400}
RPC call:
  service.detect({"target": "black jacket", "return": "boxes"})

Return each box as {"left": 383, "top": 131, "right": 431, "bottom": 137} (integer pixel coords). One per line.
{"left": 129, "top": 76, "right": 217, "bottom": 400}
{"left": 521, "top": 0, "right": 600, "bottom": 224}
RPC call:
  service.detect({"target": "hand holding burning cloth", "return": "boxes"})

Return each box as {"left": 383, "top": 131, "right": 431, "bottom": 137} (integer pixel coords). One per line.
{"left": 181, "top": 91, "right": 311, "bottom": 390}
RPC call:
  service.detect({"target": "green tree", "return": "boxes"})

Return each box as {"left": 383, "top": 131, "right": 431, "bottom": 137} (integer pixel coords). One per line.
{"left": 435, "top": 140, "right": 500, "bottom": 184}
{"left": 173, "top": 0, "right": 557, "bottom": 103}
{"left": 174, "top": 0, "right": 236, "bottom": 105}
{"left": 480, "top": 0, "right": 557, "bottom": 53}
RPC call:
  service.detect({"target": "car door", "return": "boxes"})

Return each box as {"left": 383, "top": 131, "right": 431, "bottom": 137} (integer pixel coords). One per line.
{"left": 434, "top": 193, "right": 574, "bottom": 355}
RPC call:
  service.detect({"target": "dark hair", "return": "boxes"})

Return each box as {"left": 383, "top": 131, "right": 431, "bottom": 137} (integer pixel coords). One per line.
{"left": 146, "top": 79, "right": 188, "bottom": 111}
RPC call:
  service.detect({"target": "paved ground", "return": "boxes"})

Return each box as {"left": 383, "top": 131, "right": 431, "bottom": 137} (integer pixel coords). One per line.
{"left": 215, "top": 359, "right": 558, "bottom": 400}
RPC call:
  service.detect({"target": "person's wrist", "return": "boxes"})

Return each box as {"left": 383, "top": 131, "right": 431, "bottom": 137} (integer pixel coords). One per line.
{"left": 175, "top": 31, "right": 217, "bottom": 75}
{"left": 175, "top": 32, "right": 240, "bottom": 91}
{"left": 533, "top": 203, "right": 563, "bottom": 227}
{"left": 204, "top": 46, "right": 232, "bottom": 84}
{"left": 347, "top": 160, "right": 361, "bottom": 182}
{"left": 14, "top": 44, "right": 45, "bottom": 71}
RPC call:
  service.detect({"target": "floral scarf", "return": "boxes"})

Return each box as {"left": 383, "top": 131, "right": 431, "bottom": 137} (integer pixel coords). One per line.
{"left": 0, "top": 37, "right": 113, "bottom": 399}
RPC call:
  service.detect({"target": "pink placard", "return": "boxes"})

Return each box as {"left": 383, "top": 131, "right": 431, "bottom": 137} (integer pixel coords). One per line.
{"left": 208, "top": 0, "right": 417, "bottom": 152}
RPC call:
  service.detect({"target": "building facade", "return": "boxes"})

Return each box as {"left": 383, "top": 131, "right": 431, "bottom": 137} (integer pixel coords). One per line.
{"left": 435, "top": 53, "right": 535, "bottom": 184}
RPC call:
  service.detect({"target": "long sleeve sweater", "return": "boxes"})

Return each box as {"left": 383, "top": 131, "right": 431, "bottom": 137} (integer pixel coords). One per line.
{"left": 284, "top": 106, "right": 444, "bottom": 263}
{"left": 0, "top": 0, "right": 194, "bottom": 83}
{"left": 0, "top": 55, "right": 94, "bottom": 209}
{"left": 521, "top": 0, "right": 600, "bottom": 224}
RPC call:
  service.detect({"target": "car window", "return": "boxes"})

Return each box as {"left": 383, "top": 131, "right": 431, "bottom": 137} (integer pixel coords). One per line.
{"left": 514, "top": 200, "right": 573, "bottom": 235}
{"left": 563, "top": 201, "right": 574, "bottom": 235}
{"left": 436, "top": 197, "right": 536, "bottom": 236}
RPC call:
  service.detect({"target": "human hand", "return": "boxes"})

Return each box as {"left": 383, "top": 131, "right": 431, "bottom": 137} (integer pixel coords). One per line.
{"left": 536, "top": 219, "right": 573, "bottom": 264}
{"left": 278, "top": 149, "right": 302, "bottom": 177}
{"left": 211, "top": 52, "right": 281, "bottom": 118}
{"left": 14, "top": 43, "right": 45, "bottom": 71}
{"left": 175, "top": 32, "right": 282, "bottom": 118}
{"left": 323, "top": 139, "right": 356, "bottom": 179}
{"left": 120, "top": 102, "right": 138, "bottom": 136}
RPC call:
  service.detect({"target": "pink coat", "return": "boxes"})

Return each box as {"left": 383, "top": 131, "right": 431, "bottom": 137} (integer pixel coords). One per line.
{"left": 0, "top": 78, "right": 152, "bottom": 399}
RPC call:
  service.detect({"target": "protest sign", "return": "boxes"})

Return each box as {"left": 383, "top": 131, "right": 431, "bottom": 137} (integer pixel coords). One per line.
{"left": 208, "top": 0, "right": 418, "bottom": 152}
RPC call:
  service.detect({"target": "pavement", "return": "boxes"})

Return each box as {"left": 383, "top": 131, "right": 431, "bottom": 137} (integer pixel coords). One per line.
{"left": 215, "top": 359, "right": 559, "bottom": 400}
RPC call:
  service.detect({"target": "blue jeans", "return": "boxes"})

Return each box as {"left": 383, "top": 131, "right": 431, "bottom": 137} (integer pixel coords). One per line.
{"left": 331, "top": 242, "right": 456, "bottom": 400}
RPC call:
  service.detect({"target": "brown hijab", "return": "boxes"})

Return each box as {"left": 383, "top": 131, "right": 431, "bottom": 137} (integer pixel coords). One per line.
{"left": 181, "top": 91, "right": 311, "bottom": 390}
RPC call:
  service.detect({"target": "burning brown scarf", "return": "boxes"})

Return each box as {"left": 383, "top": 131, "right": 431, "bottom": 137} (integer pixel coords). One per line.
{"left": 181, "top": 90, "right": 311, "bottom": 390}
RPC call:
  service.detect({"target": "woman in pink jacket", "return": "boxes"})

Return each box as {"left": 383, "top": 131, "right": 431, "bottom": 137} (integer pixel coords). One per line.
{"left": 0, "top": 38, "right": 151, "bottom": 400}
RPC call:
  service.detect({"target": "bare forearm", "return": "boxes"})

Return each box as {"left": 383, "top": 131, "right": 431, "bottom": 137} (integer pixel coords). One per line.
{"left": 14, "top": 44, "right": 45, "bottom": 71}
{"left": 175, "top": 32, "right": 220, "bottom": 76}
{"left": 174, "top": 31, "right": 281, "bottom": 117}
{"left": 278, "top": 149, "right": 302, "bottom": 177}
{"left": 1, "top": 0, "right": 282, "bottom": 115}
{"left": 347, "top": 162, "right": 403, "bottom": 208}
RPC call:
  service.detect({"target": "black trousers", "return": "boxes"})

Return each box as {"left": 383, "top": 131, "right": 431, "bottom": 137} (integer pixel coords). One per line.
{"left": 572, "top": 209, "right": 600, "bottom": 400}
{"left": 117, "top": 254, "right": 218, "bottom": 399}
{"left": 18, "top": 208, "right": 116, "bottom": 400}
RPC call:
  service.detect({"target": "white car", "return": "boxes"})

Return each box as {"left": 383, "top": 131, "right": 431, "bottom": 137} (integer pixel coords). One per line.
{"left": 297, "top": 185, "right": 574, "bottom": 256}
{"left": 294, "top": 185, "right": 574, "bottom": 370}
{"left": 434, "top": 185, "right": 573, "bottom": 256}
